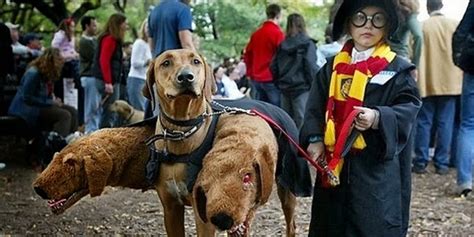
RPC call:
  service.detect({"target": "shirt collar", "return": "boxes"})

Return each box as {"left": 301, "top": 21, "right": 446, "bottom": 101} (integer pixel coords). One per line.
{"left": 351, "top": 47, "right": 375, "bottom": 64}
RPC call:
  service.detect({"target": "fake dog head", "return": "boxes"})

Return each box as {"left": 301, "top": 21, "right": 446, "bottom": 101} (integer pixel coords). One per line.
{"left": 192, "top": 115, "right": 277, "bottom": 236}
{"left": 143, "top": 49, "right": 215, "bottom": 119}
{"left": 32, "top": 127, "right": 152, "bottom": 214}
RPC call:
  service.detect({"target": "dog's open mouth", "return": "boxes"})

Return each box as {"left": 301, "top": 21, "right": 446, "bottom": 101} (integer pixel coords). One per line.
{"left": 47, "top": 189, "right": 89, "bottom": 215}
{"left": 227, "top": 219, "right": 249, "bottom": 237}
{"left": 166, "top": 89, "right": 199, "bottom": 99}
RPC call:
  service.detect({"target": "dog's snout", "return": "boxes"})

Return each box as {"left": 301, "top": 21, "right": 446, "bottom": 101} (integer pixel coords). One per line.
{"left": 34, "top": 186, "right": 49, "bottom": 199}
{"left": 211, "top": 212, "right": 234, "bottom": 230}
{"left": 176, "top": 68, "right": 195, "bottom": 86}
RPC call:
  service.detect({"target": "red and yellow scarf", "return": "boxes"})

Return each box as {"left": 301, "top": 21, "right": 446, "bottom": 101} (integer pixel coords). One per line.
{"left": 322, "top": 40, "right": 396, "bottom": 187}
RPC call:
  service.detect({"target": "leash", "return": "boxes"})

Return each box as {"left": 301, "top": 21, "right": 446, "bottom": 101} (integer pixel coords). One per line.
{"left": 83, "top": 94, "right": 110, "bottom": 125}
{"left": 250, "top": 108, "right": 361, "bottom": 187}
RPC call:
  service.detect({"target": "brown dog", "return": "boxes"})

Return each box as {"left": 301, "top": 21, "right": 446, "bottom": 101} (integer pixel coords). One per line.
{"left": 193, "top": 113, "right": 296, "bottom": 237}
{"left": 143, "top": 49, "right": 217, "bottom": 236}
{"left": 109, "top": 100, "right": 145, "bottom": 124}
{"left": 32, "top": 126, "right": 153, "bottom": 214}
{"left": 143, "top": 49, "right": 297, "bottom": 236}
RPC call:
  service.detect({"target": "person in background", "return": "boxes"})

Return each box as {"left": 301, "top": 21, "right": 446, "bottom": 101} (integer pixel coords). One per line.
{"left": 212, "top": 66, "right": 245, "bottom": 100}
{"left": 0, "top": 22, "right": 15, "bottom": 171}
{"left": 6, "top": 22, "right": 31, "bottom": 78}
{"left": 120, "top": 41, "right": 132, "bottom": 102}
{"left": 318, "top": 23, "right": 346, "bottom": 59}
{"left": 244, "top": 3, "right": 285, "bottom": 107}
{"left": 145, "top": 0, "right": 195, "bottom": 118}
{"left": 23, "top": 33, "right": 43, "bottom": 58}
{"left": 300, "top": 0, "right": 421, "bottom": 235}
{"left": 390, "top": 0, "right": 423, "bottom": 79}
{"left": 270, "top": 13, "right": 319, "bottom": 128}
{"left": 127, "top": 20, "right": 152, "bottom": 111}
{"left": 452, "top": 0, "right": 474, "bottom": 198}
{"left": 92, "top": 13, "right": 128, "bottom": 128}
{"left": 51, "top": 18, "right": 82, "bottom": 126}
{"left": 412, "top": 0, "right": 462, "bottom": 175}
{"left": 148, "top": 0, "right": 195, "bottom": 58}
{"left": 78, "top": 16, "right": 99, "bottom": 134}
{"left": 8, "top": 48, "right": 78, "bottom": 140}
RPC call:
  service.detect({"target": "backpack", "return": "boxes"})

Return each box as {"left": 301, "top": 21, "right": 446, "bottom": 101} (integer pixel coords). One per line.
{"left": 452, "top": 31, "right": 474, "bottom": 74}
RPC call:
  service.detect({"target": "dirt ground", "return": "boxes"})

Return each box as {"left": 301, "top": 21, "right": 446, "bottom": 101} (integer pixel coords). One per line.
{"left": 0, "top": 137, "right": 473, "bottom": 236}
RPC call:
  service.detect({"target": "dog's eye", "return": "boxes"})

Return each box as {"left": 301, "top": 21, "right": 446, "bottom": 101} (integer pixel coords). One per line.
{"left": 193, "top": 59, "right": 201, "bottom": 65}
{"left": 161, "top": 60, "right": 171, "bottom": 67}
{"left": 242, "top": 173, "right": 252, "bottom": 184}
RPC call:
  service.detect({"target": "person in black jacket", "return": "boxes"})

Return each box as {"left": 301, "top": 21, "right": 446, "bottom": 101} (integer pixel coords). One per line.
{"left": 452, "top": 0, "right": 474, "bottom": 197}
{"left": 270, "top": 13, "right": 319, "bottom": 128}
{"left": 300, "top": 0, "right": 421, "bottom": 236}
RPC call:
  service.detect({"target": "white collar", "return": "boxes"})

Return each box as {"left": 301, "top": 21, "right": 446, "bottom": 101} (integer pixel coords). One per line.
{"left": 82, "top": 34, "right": 95, "bottom": 40}
{"left": 351, "top": 47, "right": 375, "bottom": 64}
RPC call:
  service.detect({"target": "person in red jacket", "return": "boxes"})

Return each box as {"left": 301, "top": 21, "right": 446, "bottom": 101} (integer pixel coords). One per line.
{"left": 244, "top": 3, "right": 284, "bottom": 107}
{"left": 92, "top": 13, "right": 128, "bottom": 128}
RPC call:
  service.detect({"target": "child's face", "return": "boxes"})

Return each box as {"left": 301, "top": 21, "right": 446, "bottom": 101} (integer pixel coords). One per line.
{"left": 349, "top": 6, "right": 386, "bottom": 51}
{"left": 124, "top": 45, "right": 132, "bottom": 55}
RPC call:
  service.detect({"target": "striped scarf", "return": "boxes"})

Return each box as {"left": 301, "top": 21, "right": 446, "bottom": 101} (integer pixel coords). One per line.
{"left": 322, "top": 40, "right": 396, "bottom": 187}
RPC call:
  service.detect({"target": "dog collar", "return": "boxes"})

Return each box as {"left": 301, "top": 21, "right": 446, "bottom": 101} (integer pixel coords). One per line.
{"left": 159, "top": 109, "right": 205, "bottom": 127}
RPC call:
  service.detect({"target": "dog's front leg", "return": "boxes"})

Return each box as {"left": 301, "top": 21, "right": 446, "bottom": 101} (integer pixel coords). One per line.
{"left": 158, "top": 189, "right": 185, "bottom": 237}
{"left": 277, "top": 184, "right": 297, "bottom": 237}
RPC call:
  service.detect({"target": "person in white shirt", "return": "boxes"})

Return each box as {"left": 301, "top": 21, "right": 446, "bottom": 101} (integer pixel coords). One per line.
{"left": 127, "top": 20, "right": 152, "bottom": 111}
{"left": 213, "top": 66, "right": 245, "bottom": 100}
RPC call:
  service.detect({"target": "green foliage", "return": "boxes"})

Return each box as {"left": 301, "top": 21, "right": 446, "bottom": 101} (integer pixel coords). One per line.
{"left": 1, "top": 0, "right": 333, "bottom": 64}
{"left": 194, "top": 0, "right": 332, "bottom": 65}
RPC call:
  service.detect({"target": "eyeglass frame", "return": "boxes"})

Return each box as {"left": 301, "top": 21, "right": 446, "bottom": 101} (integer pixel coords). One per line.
{"left": 350, "top": 11, "right": 387, "bottom": 29}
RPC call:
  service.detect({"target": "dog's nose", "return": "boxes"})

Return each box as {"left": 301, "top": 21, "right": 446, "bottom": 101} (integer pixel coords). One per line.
{"left": 176, "top": 68, "right": 195, "bottom": 87}
{"left": 34, "top": 186, "right": 49, "bottom": 199}
{"left": 210, "top": 212, "right": 234, "bottom": 230}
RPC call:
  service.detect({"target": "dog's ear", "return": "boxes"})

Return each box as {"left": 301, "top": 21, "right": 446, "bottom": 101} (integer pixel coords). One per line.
{"left": 143, "top": 58, "right": 156, "bottom": 111}
{"left": 202, "top": 55, "right": 216, "bottom": 102}
{"left": 62, "top": 153, "right": 77, "bottom": 166}
{"left": 254, "top": 145, "right": 275, "bottom": 205}
{"left": 194, "top": 185, "right": 208, "bottom": 223}
{"left": 83, "top": 148, "right": 113, "bottom": 197}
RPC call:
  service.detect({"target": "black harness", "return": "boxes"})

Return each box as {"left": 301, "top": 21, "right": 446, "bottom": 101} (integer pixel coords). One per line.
{"left": 144, "top": 112, "right": 219, "bottom": 191}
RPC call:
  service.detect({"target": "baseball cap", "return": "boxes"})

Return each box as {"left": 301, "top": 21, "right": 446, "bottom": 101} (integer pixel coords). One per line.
{"left": 5, "top": 22, "right": 20, "bottom": 30}
{"left": 23, "top": 32, "right": 43, "bottom": 43}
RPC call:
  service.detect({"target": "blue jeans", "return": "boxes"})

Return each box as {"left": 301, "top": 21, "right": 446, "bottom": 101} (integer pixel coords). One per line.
{"left": 250, "top": 80, "right": 281, "bottom": 107}
{"left": 413, "top": 96, "right": 457, "bottom": 170}
{"left": 281, "top": 91, "right": 309, "bottom": 129}
{"left": 95, "top": 79, "right": 120, "bottom": 128}
{"left": 80, "top": 76, "right": 101, "bottom": 134}
{"left": 127, "top": 77, "right": 146, "bottom": 111}
{"left": 456, "top": 73, "right": 474, "bottom": 191}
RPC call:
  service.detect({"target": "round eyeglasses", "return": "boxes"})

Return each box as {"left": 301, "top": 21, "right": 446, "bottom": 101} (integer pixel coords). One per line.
{"left": 350, "top": 11, "right": 387, "bottom": 29}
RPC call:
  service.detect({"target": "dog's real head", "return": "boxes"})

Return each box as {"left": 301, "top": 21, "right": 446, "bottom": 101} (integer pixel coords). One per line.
{"left": 32, "top": 138, "right": 113, "bottom": 215}
{"left": 108, "top": 100, "right": 133, "bottom": 116}
{"left": 193, "top": 141, "right": 276, "bottom": 236}
{"left": 143, "top": 49, "right": 216, "bottom": 118}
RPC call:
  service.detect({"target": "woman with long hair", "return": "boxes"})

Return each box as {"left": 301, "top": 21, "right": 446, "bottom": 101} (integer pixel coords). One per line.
{"left": 92, "top": 13, "right": 128, "bottom": 128}
{"left": 8, "top": 48, "right": 78, "bottom": 138}
{"left": 127, "top": 19, "right": 151, "bottom": 111}
{"left": 300, "top": 0, "right": 421, "bottom": 235}
{"left": 270, "top": 13, "right": 319, "bottom": 128}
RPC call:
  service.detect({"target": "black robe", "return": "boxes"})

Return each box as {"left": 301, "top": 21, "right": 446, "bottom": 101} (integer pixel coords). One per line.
{"left": 300, "top": 56, "right": 421, "bottom": 237}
